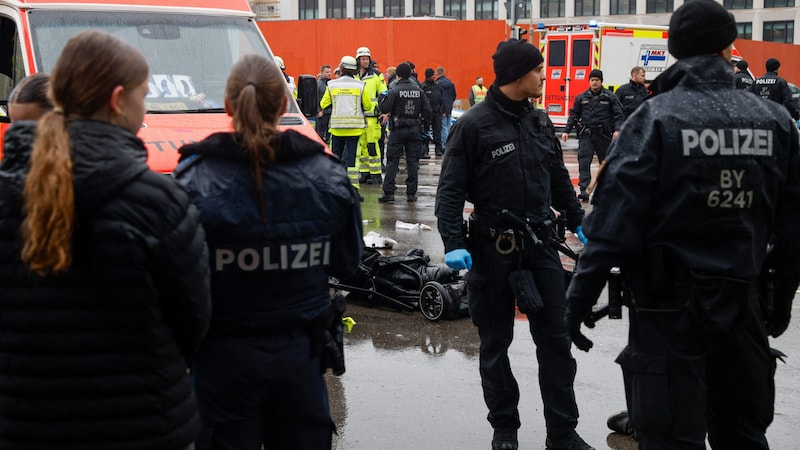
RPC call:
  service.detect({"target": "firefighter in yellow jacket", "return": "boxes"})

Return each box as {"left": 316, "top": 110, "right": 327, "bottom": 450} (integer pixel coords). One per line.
{"left": 355, "top": 46, "right": 388, "bottom": 185}
{"left": 320, "top": 55, "right": 373, "bottom": 199}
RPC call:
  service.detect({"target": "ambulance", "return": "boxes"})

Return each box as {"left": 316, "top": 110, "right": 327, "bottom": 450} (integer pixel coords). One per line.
{"left": 0, "top": 0, "right": 321, "bottom": 173}
{"left": 532, "top": 21, "right": 746, "bottom": 129}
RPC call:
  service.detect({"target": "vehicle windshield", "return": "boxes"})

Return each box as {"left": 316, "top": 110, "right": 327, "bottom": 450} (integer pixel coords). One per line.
{"left": 28, "top": 10, "right": 299, "bottom": 114}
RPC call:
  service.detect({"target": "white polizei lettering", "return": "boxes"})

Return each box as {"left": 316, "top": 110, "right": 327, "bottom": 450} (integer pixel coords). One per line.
{"left": 491, "top": 143, "right": 516, "bottom": 159}
{"left": 682, "top": 130, "right": 699, "bottom": 156}
{"left": 263, "top": 247, "right": 280, "bottom": 270}
{"left": 399, "top": 91, "right": 421, "bottom": 98}
{"left": 214, "top": 241, "right": 332, "bottom": 271}
{"left": 681, "top": 129, "right": 773, "bottom": 156}
{"left": 291, "top": 244, "right": 308, "bottom": 269}
{"left": 755, "top": 78, "right": 777, "bottom": 85}
{"left": 308, "top": 242, "right": 323, "bottom": 266}
{"left": 238, "top": 248, "right": 259, "bottom": 271}
{"left": 216, "top": 249, "right": 235, "bottom": 271}
{"left": 754, "top": 129, "right": 772, "bottom": 155}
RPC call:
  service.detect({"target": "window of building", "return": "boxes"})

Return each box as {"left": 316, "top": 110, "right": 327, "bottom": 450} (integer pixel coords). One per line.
{"left": 475, "top": 0, "right": 497, "bottom": 19}
{"left": 354, "top": 0, "right": 375, "bottom": 17}
{"left": 736, "top": 22, "right": 752, "bottom": 39}
{"left": 444, "top": 0, "right": 466, "bottom": 19}
{"left": 385, "top": 0, "right": 405, "bottom": 16}
{"left": 575, "top": 0, "right": 600, "bottom": 16}
{"left": 299, "top": 0, "right": 318, "bottom": 19}
{"left": 723, "top": 0, "right": 752, "bottom": 9}
{"left": 505, "top": 0, "right": 528, "bottom": 21}
{"left": 610, "top": 0, "right": 636, "bottom": 15}
{"left": 645, "top": 0, "right": 672, "bottom": 13}
{"left": 413, "top": 0, "right": 435, "bottom": 16}
{"left": 763, "top": 0, "right": 794, "bottom": 7}
{"left": 326, "top": 0, "right": 346, "bottom": 18}
{"left": 763, "top": 20, "right": 794, "bottom": 43}
{"left": 541, "top": 0, "right": 566, "bottom": 17}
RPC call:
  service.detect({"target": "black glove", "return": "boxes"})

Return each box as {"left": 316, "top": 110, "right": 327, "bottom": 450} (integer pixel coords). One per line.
{"left": 565, "top": 297, "right": 594, "bottom": 352}
{"left": 766, "top": 295, "right": 792, "bottom": 338}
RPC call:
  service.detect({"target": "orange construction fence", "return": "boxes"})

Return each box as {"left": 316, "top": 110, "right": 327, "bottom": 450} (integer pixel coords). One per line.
{"left": 258, "top": 19, "right": 509, "bottom": 110}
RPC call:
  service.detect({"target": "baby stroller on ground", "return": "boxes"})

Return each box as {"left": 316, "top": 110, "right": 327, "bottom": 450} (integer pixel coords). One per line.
{"left": 329, "top": 247, "right": 469, "bottom": 321}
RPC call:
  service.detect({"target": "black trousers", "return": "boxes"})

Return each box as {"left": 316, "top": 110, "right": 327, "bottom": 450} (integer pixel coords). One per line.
{"left": 577, "top": 132, "right": 611, "bottom": 193}
{"left": 383, "top": 125, "right": 421, "bottom": 196}
{"left": 619, "top": 296, "right": 775, "bottom": 449}
{"left": 466, "top": 234, "right": 579, "bottom": 436}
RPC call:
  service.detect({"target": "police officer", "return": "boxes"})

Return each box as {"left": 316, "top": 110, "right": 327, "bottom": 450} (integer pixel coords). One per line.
{"left": 421, "top": 67, "right": 444, "bottom": 159}
{"left": 561, "top": 69, "right": 624, "bottom": 201}
{"left": 752, "top": 57, "right": 800, "bottom": 120}
{"left": 733, "top": 59, "right": 753, "bottom": 91}
{"left": 469, "top": 76, "right": 487, "bottom": 106}
{"left": 565, "top": 2, "right": 800, "bottom": 449}
{"left": 436, "top": 39, "right": 593, "bottom": 450}
{"left": 175, "top": 54, "right": 363, "bottom": 449}
{"left": 614, "top": 66, "right": 650, "bottom": 119}
{"left": 355, "top": 46, "right": 388, "bottom": 185}
{"left": 378, "top": 62, "right": 431, "bottom": 203}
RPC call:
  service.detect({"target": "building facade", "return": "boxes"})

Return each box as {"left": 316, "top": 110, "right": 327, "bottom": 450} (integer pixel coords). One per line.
{"left": 252, "top": 0, "right": 797, "bottom": 43}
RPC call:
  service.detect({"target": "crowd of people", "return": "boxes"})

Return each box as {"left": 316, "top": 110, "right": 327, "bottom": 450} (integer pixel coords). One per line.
{"left": 1, "top": 1, "right": 799, "bottom": 449}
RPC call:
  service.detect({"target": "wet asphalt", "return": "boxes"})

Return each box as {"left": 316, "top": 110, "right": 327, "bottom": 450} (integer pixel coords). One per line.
{"left": 327, "top": 142, "right": 800, "bottom": 450}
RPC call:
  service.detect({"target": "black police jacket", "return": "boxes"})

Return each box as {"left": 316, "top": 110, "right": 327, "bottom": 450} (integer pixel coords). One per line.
{"left": 752, "top": 71, "right": 799, "bottom": 120}
{"left": 381, "top": 78, "right": 432, "bottom": 128}
{"left": 0, "top": 121, "right": 211, "bottom": 449}
{"left": 422, "top": 78, "right": 444, "bottom": 114}
{"left": 567, "top": 55, "right": 800, "bottom": 319}
{"left": 175, "top": 130, "right": 363, "bottom": 336}
{"left": 564, "top": 86, "right": 625, "bottom": 134}
{"left": 733, "top": 71, "right": 753, "bottom": 91}
{"left": 614, "top": 80, "right": 650, "bottom": 119}
{"left": 435, "top": 85, "right": 585, "bottom": 253}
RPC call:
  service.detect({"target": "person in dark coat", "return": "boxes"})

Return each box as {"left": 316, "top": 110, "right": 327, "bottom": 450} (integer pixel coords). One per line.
{"left": 174, "top": 54, "right": 363, "bottom": 450}
{"left": 752, "top": 57, "right": 800, "bottom": 120}
{"left": 421, "top": 67, "right": 444, "bottom": 158}
{"left": 0, "top": 30, "right": 211, "bottom": 450}
{"left": 566, "top": 2, "right": 800, "bottom": 448}
{"left": 435, "top": 39, "right": 592, "bottom": 450}
{"left": 733, "top": 59, "right": 753, "bottom": 91}
{"left": 614, "top": 66, "right": 650, "bottom": 119}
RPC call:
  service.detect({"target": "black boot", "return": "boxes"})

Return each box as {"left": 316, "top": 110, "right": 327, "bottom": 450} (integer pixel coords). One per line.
{"left": 545, "top": 430, "right": 595, "bottom": 450}
{"left": 606, "top": 411, "right": 634, "bottom": 436}
{"left": 378, "top": 194, "right": 394, "bottom": 203}
{"left": 492, "top": 428, "right": 518, "bottom": 450}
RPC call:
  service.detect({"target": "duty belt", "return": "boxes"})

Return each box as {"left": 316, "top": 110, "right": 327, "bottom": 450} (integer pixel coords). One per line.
{"left": 469, "top": 219, "right": 551, "bottom": 254}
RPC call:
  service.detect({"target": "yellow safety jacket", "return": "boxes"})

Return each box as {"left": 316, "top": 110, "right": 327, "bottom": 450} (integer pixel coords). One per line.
{"left": 320, "top": 76, "right": 373, "bottom": 137}
{"left": 471, "top": 84, "right": 487, "bottom": 105}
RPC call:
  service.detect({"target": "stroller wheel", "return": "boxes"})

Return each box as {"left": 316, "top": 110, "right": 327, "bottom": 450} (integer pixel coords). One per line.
{"left": 419, "top": 281, "right": 448, "bottom": 321}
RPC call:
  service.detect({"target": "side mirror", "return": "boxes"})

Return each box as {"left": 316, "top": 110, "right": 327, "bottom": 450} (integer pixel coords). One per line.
{"left": 297, "top": 74, "right": 319, "bottom": 118}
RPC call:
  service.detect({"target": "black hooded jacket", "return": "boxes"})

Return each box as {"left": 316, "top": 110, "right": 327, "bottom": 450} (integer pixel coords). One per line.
{"left": 0, "top": 120, "right": 211, "bottom": 449}
{"left": 568, "top": 55, "right": 800, "bottom": 322}
{"left": 174, "top": 130, "right": 363, "bottom": 336}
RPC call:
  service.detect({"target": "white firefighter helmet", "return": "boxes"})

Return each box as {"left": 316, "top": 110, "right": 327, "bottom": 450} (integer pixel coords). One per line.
{"left": 274, "top": 56, "right": 286, "bottom": 70}
{"left": 355, "top": 47, "right": 371, "bottom": 59}
{"left": 340, "top": 56, "right": 358, "bottom": 71}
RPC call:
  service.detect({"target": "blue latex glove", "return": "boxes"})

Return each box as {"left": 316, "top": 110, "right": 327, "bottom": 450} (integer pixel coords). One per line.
{"left": 575, "top": 226, "right": 588, "bottom": 245}
{"left": 445, "top": 249, "right": 472, "bottom": 270}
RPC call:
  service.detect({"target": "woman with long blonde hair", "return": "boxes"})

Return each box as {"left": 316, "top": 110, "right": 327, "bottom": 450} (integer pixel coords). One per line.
{"left": 0, "top": 30, "right": 210, "bottom": 449}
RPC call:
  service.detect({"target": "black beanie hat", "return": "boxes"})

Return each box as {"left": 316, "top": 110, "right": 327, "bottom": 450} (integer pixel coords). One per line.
{"left": 735, "top": 60, "right": 748, "bottom": 71}
{"left": 589, "top": 69, "right": 603, "bottom": 81}
{"left": 425, "top": 68, "right": 435, "bottom": 79}
{"left": 668, "top": 0, "right": 737, "bottom": 59}
{"left": 493, "top": 39, "right": 544, "bottom": 86}
{"left": 766, "top": 58, "right": 780, "bottom": 72}
{"left": 396, "top": 62, "right": 412, "bottom": 78}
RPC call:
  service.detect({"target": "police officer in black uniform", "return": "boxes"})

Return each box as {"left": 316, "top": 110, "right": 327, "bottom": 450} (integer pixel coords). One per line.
{"left": 752, "top": 57, "right": 800, "bottom": 120}
{"left": 566, "top": 2, "right": 800, "bottom": 449}
{"left": 421, "top": 67, "right": 444, "bottom": 158}
{"left": 614, "top": 66, "right": 650, "bottom": 119}
{"left": 436, "top": 39, "right": 593, "bottom": 450}
{"left": 733, "top": 59, "right": 753, "bottom": 91}
{"left": 379, "top": 62, "right": 432, "bottom": 203}
{"left": 561, "top": 69, "right": 624, "bottom": 201}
